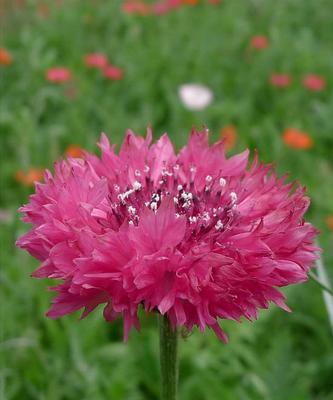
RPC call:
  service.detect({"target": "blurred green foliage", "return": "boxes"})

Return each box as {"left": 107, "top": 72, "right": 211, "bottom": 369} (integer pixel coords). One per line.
{"left": 0, "top": 0, "right": 332, "bottom": 399}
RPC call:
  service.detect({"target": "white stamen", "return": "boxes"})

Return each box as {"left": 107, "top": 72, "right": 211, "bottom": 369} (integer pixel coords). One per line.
{"left": 128, "top": 206, "right": 136, "bottom": 215}
{"left": 118, "top": 188, "right": 134, "bottom": 203}
{"left": 205, "top": 175, "right": 212, "bottom": 183}
{"left": 189, "top": 216, "right": 197, "bottom": 224}
{"left": 114, "top": 184, "right": 120, "bottom": 192}
{"left": 215, "top": 220, "right": 223, "bottom": 230}
{"left": 135, "top": 170, "right": 141, "bottom": 177}
{"left": 219, "top": 178, "right": 226, "bottom": 187}
{"left": 181, "top": 192, "right": 192, "bottom": 201}
{"left": 152, "top": 193, "right": 160, "bottom": 202}
{"left": 230, "top": 192, "right": 237, "bottom": 204}
{"left": 150, "top": 202, "right": 158, "bottom": 212}
{"left": 162, "top": 168, "right": 173, "bottom": 177}
{"left": 133, "top": 181, "right": 142, "bottom": 191}
{"left": 202, "top": 211, "right": 210, "bottom": 222}
{"left": 144, "top": 165, "right": 150, "bottom": 173}
{"left": 177, "top": 185, "right": 183, "bottom": 191}
{"left": 128, "top": 220, "right": 134, "bottom": 226}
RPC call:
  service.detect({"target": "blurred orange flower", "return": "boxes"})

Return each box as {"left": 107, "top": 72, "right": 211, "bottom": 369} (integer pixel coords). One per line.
{"left": 13, "top": 0, "right": 26, "bottom": 7}
{"left": 84, "top": 53, "right": 108, "bottom": 69}
{"left": 46, "top": 67, "right": 71, "bottom": 83}
{"left": 282, "top": 128, "right": 313, "bottom": 150}
{"left": 250, "top": 35, "right": 269, "bottom": 50}
{"left": 15, "top": 168, "right": 44, "bottom": 187}
{"left": 326, "top": 216, "right": 333, "bottom": 231}
{"left": 65, "top": 144, "right": 85, "bottom": 158}
{"left": 103, "top": 65, "right": 124, "bottom": 80}
{"left": 0, "top": 48, "right": 13, "bottom": 66}
{"left": 37, "top": 2, "right": 49, "bottom": 17}
{"left": 302, "top": 74, "right": 326, "bottom": 92}
{"left": 270, "top": 73, "right": 291, "bottom": 88}
{"left": 220, "top": 124, "right": 237, "bottom": 151}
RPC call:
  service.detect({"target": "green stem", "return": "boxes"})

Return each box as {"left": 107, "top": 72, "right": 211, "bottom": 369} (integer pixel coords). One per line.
{"left": 309, "top": 271, "right": 333, "bottom": 297}
{"left": 159, "top": 314, "right": 178, "bottom": 400}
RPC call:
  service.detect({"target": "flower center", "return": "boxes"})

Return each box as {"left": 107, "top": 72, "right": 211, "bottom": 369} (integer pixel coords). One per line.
{"left": 103, "top": 165, "right": 238, "bottom": 239}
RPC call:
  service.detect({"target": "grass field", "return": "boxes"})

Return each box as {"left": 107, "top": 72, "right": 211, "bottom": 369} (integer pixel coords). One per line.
{"left": 1, "top": 1, "right": 333, "bottom": 399}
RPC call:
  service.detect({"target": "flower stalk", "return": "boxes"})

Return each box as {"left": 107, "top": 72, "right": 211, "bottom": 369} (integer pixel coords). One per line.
{"left": 159, "top": 314, "right": 178, "bottom": 400}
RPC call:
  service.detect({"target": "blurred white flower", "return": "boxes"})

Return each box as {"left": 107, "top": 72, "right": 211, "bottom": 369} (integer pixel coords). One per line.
{"left": 178, "top": 84, "right": 213, "bottom": 111}
{"left": 0, "top": 209, "right": 12, "bottom": 224}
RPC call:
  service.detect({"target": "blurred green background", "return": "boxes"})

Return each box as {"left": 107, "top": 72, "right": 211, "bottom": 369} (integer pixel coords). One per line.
{"left": 1, "top": 0, "right": 333, "bottom": 399}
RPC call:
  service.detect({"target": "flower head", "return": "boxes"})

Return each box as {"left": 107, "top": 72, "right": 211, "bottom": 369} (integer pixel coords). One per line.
{"left": 152, "top": 0, "right": 182, "bottom": 14}
{"left": 17, "top": 128, "right": 319, "bottom": 342}
{"left": 15, "top": 168, "right": 44, "bottom": 187}
{"left": 65, "top": 144, "right": 85, "bottom": 158}
{"left": 84, "top": 53, "right": 108, "bottom": 69}
{"left": 326, "top": 216, "right": 333, "bottom": 231}
{"left": 302, "top": 74, "right": 326, "bottom": 92}
{"left": 37, "top": 2, "right": 49, "bottom": 18}
{"left": 178, "top": 84, "right": 213, "bottom": 110}
{"left": 270, "top": 73, "right": 291, "bottom": 88}
{"left": 0, "top": 209, "right": 12, "bottom": 224}
{"left": 250, "top": 35, "right": 269, "bottom": 50}
{"left": 103, "top": 65, "right": 124, "bottom": 80}
{"left": 220, "top": 124, "right": 237, "bottom": 151}
{"left": 46, "top": 67, "right": 71, "bottom": 83}
{"left": 283, "top": 128, "right": 313, "bottom": 150}
{"left": 0, "top": 48, "right": 13, "bottom": 66}
{"left": 122, "top": 0, "right": 152, "bottom": 15}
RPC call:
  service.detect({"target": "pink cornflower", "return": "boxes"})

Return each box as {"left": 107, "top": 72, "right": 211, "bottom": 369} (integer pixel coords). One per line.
{"left": 167, "top": 0, "right": 183, "bottom": 8}
{"left": 122, "top": 0, "right": 152, "bottom": 15}
{"left": 152, "top": 2, "right": 170, "bottom": 15}
{"left": 16, "top": 128, "right": 319, "bottom": 342}
{"left": 302, "top": 74, "right": 326, "bottom": 92}
{"left": 84, "top": 53, "right": 108, "bottom": 69}
{"left": 270, "top": 73, "right": 291, "bottom": 88}
{"left": 250, "top": 35, "right": 269, "bottom": 50}
{"left": 153, "top": 0, "right": 182, "bottom": 14}
{"left": 46, "top": 67, "right": 71, "bottom": 83}
{"left": 103, "top": 65, "right": 124, "bottom": 80}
